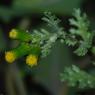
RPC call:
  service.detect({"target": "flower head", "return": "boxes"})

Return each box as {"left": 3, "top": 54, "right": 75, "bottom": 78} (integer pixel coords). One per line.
{"left": 5, "top": 51, "right": 16, "bottom": 63}
{"left": 26, "top": 54, "right": 38, "bottom": 67}
{"left": 9, "top": 29, "right": 18, "bottom": 39}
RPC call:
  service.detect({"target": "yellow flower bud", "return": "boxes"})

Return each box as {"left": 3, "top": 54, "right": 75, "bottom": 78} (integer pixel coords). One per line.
{"left": 26, "top": 54, "right": 38, "bottom": 67}
{"left": 9, "top": 29, "right": 18, "bottom": 39}
{"left": 5, "top": 51, "right": 16, "bottom": 63}
{"left": 9, "top": 29, "right": 32, "bottom": 41}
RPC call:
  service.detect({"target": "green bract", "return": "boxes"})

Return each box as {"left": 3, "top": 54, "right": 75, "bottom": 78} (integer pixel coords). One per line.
{"left": 9, "top": 29, "right": 32, "bottom": 42}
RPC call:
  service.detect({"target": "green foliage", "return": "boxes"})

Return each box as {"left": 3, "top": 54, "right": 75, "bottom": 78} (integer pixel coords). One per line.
{"left": 5, "top": 9, "right": 95, "bottom": 89}
{"left": 41, "top": 12, "right": 65, "bottom": 57}
{"left": 39, "top": 9, "right": 95, "bottom": 89}
{"left": 69, "top": 9, "right": 94, "bottom": 56}
{"left": 60, "top": 65, "right": 95, "bottom": 88}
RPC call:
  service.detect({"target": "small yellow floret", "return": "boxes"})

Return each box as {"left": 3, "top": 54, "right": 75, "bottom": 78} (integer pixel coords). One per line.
{"left": 5, "top": 51, "right": 16, "bottom": 63}
{"left": 26, "top": 55, "right": 38, "bottom": 67}
{"left": 9, "top": 29, "right": 18, "bottom": 38}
